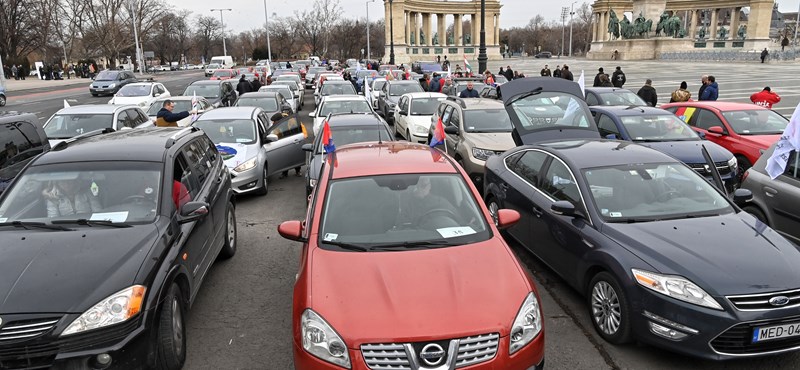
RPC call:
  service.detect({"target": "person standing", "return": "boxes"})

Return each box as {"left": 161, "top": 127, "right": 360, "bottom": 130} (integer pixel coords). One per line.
{"left": 250, "top": 74, "right": 262, "bottom": 92}
{"left": 236, "top": 75, "right": 252, "bottom": 96}
{"left": 750, "top": 86, "right": 781, "bottom": 108}
{"left": 698, "top": 75, "right": 708, "bottom": 99}
{"left": 637, "top": 79, "right": 658, "bottom": 107}
{"left": 420, "top": 73, "right": 431, "bottom": 92}
{"left": 598, "top": 74, "right": 614, "bottom": 87}
{"left": 484, "top": 71, "right": 495, "bottom": 86}
{"left": 593, "top": 67, "right": 605, "bottom": 87}
{"left": 442, "top": 56, "right": 450, "bottom": 71}
{"left": 11, "top": 65, "right": 18, "bottom": 80}
{"left": 430, "top": 73, "right": 441, "bottom": 92}
{"left": 553, "top": 65, "right": 562, "bottom": 78}
{"left": 504, "top": 65, "right": 514, "bottom": 81}
{"left": 560, "top": 65, "right": 573, "bottom": 81}
{"left": 760, "top": 48, "right": 769, "bottom": 63}
{"left": 699, "top": 75, "right": 718, "bottom": 101}
{"left": 670, "top": 81, "right": 691, "bottom": 103}
{"left": 540, "top": 64, "right": 551, "bottom": 76}
{"left": 498, "top": 66, "right": 505, "bottom": 78}
{"left": 611, "top": 66, "right": 626, "bottom": 88}
{"left": 436, "top": 55, "right": 441, "bottom": 64}
{"left": 459, "top": 82, "right": 480, "bottom": 98}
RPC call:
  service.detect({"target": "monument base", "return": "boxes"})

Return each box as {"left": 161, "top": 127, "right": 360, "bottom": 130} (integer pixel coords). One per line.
{"left": 587, "top": 37, "right": 771, "bottom": 60}
{"left": 384, "top": 45, "right": 503, "bottom": 65}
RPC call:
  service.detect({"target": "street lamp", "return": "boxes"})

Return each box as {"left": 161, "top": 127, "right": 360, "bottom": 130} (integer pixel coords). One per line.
{"left": 388, "top": 0, "right": 395, "bottom": 65}
{"left": 569, "top": 1, "right": 577, "bottom": 57}
{"left": 478, "top": 0, "right": 487, "bottom": 74}
{"left": 560, "top": 7, "right": 568, "bottom": 58}
{"left": 211, "top": 8, "right": 232, "bottom": 56}
{"left": 263, "top": 1, "right": 273, "bottom": 62}
{"left": 130, "top": 0, "right": 145, "bottom": 75}
{"left": 366, "top": 0, "right": 377, "bottom": 61}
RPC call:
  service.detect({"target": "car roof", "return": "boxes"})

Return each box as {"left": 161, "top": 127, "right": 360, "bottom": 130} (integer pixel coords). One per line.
{"left": 238, "top": 92, "right": 280, "bottom": 98}
{"left": 0, "top": 111, "right": 37, "bottom": 122}
{"left": 585, "top": 87, "right": 633, "bottom": 93}
{"left": 196, "top": 106, "right": 259, "bottom": 120}
{"left": 330, "top": 142, "right": 458, "bottom": 179}
{"left": 387, "top": 80, "right": 419, "bottom": 85}
{"left": 123, "top": 82, "right": 158, "bottom": 87}
{"left": 531, "top": 139, "right": 678, "bottom": 169}
{"left": 662, "top": 101, "right": 768, "bottom": 111}
{"left": 153, "top": 96, "right": 204, "bottom": 102}
{"left": 188, "top": 80, "right": 225, "bottom": 86}
{"left": 322, "top": 80, "right": 352, "bottom": 85}
{"left": 447, "top": 98, "right": 504, "bottom": 110}
{"left": 328, "top": 113, "right": 384, "bottom": 126}
{"left": 404, "top": 92, "right": 447, "bottom": 99}
{"left": 589, "top": 105, "right": 674, "bottom": 116}
{"left": 321, "top": 95, "right": 368, "bottom": 102}
{"left": 55, "top": 104, "right": 135, "bottom": 115}
{"left": 35, "top": 127, "right": 201, "bottom": 164}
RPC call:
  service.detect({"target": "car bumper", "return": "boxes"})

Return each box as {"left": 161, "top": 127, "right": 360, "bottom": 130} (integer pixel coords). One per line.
{"left": 230, "top": 168, "right": 262, "bottom": 194}
{"left": 408, "top": 131, "right": 428, "bottom": 144}
{"left": 89, "top": 87, "right": 116, "bottom": 95}
{"left": 629, "top": 284, "right": 800, "bottom": 360}
{"left": 293, "top": 333, "right": 544, "bottom": 370}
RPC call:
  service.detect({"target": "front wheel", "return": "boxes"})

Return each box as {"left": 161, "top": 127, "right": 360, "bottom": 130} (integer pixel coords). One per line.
{"left": 588, "top": 272, "right": 632, "bottom": 345}
{"left": 156, "top": 283, "right": 186, "bottom": 370}
{"left": 0, "top": 95, "right": 6, "bottom": 106}
{"left": 254, "top": 164, "right": 268, "bottom": 196}
{"left": 218, "top": 202, "right": 237, "bottom": 259}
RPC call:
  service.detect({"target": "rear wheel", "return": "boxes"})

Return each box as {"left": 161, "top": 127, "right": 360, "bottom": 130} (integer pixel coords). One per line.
{"left": 156, "top": 283, "right": 186, "bottom": 370}
{"left": 0, "top": 95, "right": 5, "bottom": 106}
{"left": 588, "top": 272, "right": 632, "bottom": 345}
{"left": 736, "top": 155, "right": 752, "bottom": 183}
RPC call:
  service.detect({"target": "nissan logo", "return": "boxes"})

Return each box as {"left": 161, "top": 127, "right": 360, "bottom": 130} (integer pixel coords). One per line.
{"left": 769, "top": 296, "right": 791, "bottom": 307}
{"left": 419, "top": 343, "right": 445, "bottom": 366}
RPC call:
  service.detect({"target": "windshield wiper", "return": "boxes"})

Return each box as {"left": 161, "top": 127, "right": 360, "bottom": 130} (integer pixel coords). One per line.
{"left": 368, "top": 239, "right": 455, "bottom": 251}
{"left": 321, "top": 240, "right": 368, "bottom": 252}
{"left": 507, "top": 87, "right": 543, "bottom": 106}
{"left": 606, "top": 218, "right": 655, "bottom": 224}
{"left": 52, "top": 219, "right": 133, "bottom": 228}
{"left": 0, "top": 221, "right": 73, "bottom": 231}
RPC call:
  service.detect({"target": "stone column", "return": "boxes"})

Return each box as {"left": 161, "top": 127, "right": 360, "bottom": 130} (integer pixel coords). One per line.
{"left": 486, "top": 13, "right": 495, "bottom": 45}
{"left": 438, "top": 13, "right": 446, "bottom": 46}
{"left": 422, "top": 13, "right": 431, "bottom": 45}
{"left": 730, "top": 7, "right": 740, "bottom": 40}
{"left": 747, "top": 0, "right": 774, "bottom": 47}
{"left": 473, "top": 13, "right": 481, "bottom": 46}
{"left": 495, "top": 13, "right": 500, "bottom": 46}
{"left": 405, "top": 11, "right": 411, "bottom": 45}
{"left": 601, "top": 11, "right": 608, "bottom": 41}
{"left": 385, "top": 3, "right": 391, "bottom": 45}
{"left": 689, "top": 10, "right": 698, "bottom": 39}
{"left": 414, "top": 12, "right": 421, "bottom": 45}
{"left": 455, "top": 14, "right": 462, "bottom": 46}
{"left": 709, "top": 8, "right": 718, "bottom": 39}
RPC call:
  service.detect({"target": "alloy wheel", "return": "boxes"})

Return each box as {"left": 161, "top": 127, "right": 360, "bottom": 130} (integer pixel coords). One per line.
{"left": 171, "top": 297, "right": 184, "bottom": 356}
{"left": 591, "top": 281, "right": 621, "bottom": 335}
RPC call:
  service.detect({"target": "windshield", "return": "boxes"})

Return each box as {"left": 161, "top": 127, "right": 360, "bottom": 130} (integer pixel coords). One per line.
{"left": 321, "top": 83, "right": 357, "bottom": 96}
{"left": 261, "top": 87, "right": 292, "bottom": 100}
{"left": 116, "top": 85, "right": 150, "bottom": 97}
{"left": 314, "top": 125, "right": 392, "bottom": 154}
{"left": 319, "top": 174, "right": 489, "bottom": 250}
{"left": 44, "top": 114, "right": 113, "bottom": 139}
{"left": 95, "top": 70, "right": 120, "bottom": 81}
{"left": 584, "top": 163, "right": 733, "bottom": 222}
{"left": 510, "top": 92, "right": 592, "bottom": 130}
{"left": 184, "top": 84, "right": 220, "bottom": 98}
{"left": 620, "top": 115, "right": 699, "bottom": 141}
{"left": 389, "top": 83, "right": 423, "bottom": 96}
{"left": 597, "top": 91, "right": 647, "bottom": 106}
{"left": 274, "top": 81, "right": 299, "bottom": 91}
{"left": 207, "top": 63, "right": 221, "bottom": 69}
{"left": 721, "top": 110, "right": 788, "bottom": 135}
{"left": 358, "top": 71, "right": 378, "bottom": 79}
{"left": 464, "top": 110, "right": 514, "bottom": 132}
{"left": 212, "top": 70, "right": 232, "bottom": 78}
{"left": 410, "top": 98, "right": 444, "bottom": 116}
{"left": 194, "top": 119, "right": 256, "bottom": 144}
{"left": 308, "top": 67, "right": 326, "bottom": 75}
{"left": 372, "top": 80, "right": 387, "bottom": 91}
{"left": 320, "top": 100, "right": 372, "bottom": 116}
{"left": 147, "top": 101, "right": 193, "bottom": 115}
{"left": 0, "top": 161, "right": 161, "bottom": 224}
{"left": 236, "top": 97, "right": 279, "bottom": 112}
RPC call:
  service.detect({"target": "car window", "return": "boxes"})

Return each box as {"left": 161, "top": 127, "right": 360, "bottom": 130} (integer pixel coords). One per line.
{"left": 0, "top": 121, "right": 44, "bottom": 169}
{"left": 44, "top": 114, "right": 114, "bottom": 139}
{"left": 116, "top": 111, "right": 129, "bottom": 129}
{"left": 510, "top": 150, "right": 548, "bottom": 186}
{"left": 721, "top": 110, "right": 788, "bottom": 135}
{"left": 785, "top": 151, "right": 800, "bottom": 179}
{"left": 585, "top": 93, "right": 599, "bottom": 106}
{"left": 268, "top": 116, "right": 303, "bottom": 140}
{"left": 182, "top": 139, "right": 211, "bottom": 184}
{"left": 137, "top": 110, "right": 149, "bottom": 124}
{"left": 125, "top": 110, "right": 141, "bottom": 128}
{"left": 541, "top": 158, "right": 581, "bottom": 205}
{"left": 694, "top": 109, "right": 725, "bottom": 131}
{"left": 441, "top": 106, "right": 453, "bottom": 125}
{"left": 597, "top": 114, "right": 620, "bottom": 138}
{"left": 448, "top": 108, "right": 461, "bottom": 128}
{"left": 173, "top": 154, "right": 196, "bottom": 209}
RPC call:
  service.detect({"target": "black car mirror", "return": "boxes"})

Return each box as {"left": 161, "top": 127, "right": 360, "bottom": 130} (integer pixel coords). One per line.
{"left": 551, "top": 200, "right": 577, "bottom": 217}
{"left": 302, "top": 143, "right": 313, "bottom": 152}
{"left": 732, "top": 188, "right": 753, "bottom": 206}
{"left": 444, "top": 126, "right": 459, "bottom": 135}
{"left": 178, "top": 201, "right": 210, "bottom": 223}
{"left": 399, "top": 110, "right": 408, "bottom": 116}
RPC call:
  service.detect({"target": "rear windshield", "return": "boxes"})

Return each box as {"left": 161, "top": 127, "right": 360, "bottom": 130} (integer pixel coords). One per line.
{"left": 95, "top": 70, "right": 120, "bottom": 81}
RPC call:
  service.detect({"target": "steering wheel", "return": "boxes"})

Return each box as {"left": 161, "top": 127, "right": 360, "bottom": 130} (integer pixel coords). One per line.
{"left": 418, "top": 208, "right": 459, "bottom": 229}
{"left": 655, "top": 190, "right": 681, "bottom": 202}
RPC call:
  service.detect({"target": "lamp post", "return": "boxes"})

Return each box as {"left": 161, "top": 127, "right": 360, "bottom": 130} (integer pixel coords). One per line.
{"left": 131, "top": 0, "right": 145, "bottom": 75}
{"left": 569, "top": 1, "right": 577, "bottom": 57}
{"left": 211, "top": 8, "right": 232, "bottom": 56}
{"left": 388, "top": 0, "right": 395, "bottom": 65}
{"left": 478, "top": 0, "right": 487, "bottom": 73}
{"left": 560, "top": 7, "right": 568, "bottom": 58}
{"left": 366, "top": 0, "right": 376, "bottom": 61}
{"left": 263, "top": 1, "right": 273, "bottom": 62}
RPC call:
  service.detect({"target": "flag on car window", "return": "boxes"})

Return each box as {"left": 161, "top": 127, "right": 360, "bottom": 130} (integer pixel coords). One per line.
{"left": 766, "top": 102, "right": 800, "bottom": 179}
{"left": 191, "top": 92, "right": 199, "bottom": 123}
{"left": 322, "top": 119, "right": 335, "bottom": 153}
{"left": 429, "top": 116, "right": 446, "bottom": 148}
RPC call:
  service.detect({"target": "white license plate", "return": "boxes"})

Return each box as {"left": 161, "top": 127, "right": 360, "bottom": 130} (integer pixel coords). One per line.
{"left": 752, "top": 322, "right": 800, "bottom": 342}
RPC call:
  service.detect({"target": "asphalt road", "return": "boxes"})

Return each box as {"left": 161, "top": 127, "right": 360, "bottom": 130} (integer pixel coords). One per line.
{"left": 6, "top": 65, "right": 800, "bottom": 369}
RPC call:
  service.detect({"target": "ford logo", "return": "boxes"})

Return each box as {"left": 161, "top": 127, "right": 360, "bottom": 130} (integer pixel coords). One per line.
{"left": 419, "top": 343, "right": 445, "bottom": 366}
{"left": 769, "top": 296, "right": 791, "bottom": 307}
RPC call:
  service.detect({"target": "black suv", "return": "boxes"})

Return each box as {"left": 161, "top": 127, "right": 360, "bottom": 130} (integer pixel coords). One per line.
{"left": 0, "top": 127, "right": 236, "bottom": 369}
{"left": 0, "top": 111, "right": 50, "bottom": 193}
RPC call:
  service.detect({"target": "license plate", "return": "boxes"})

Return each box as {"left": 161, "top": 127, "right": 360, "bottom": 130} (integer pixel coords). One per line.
{"left": 752, "top": 322, "right": 800, "bottom": 342}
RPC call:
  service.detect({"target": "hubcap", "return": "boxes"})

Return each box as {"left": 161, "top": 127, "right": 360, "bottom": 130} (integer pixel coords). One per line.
{"left": 227, "top": 209, "right": 236, "bottom": 248}
{"left": 172, "top": 298, "right": 183, "bottom": 355}
{"left": 263, "top": 167, "right": 268, "bottom": 188}
{"left": 488, "top": 201, "right": 499, "bottom": 226}
{"left": 591, "top": 281, "right": 621, "bottom": 335}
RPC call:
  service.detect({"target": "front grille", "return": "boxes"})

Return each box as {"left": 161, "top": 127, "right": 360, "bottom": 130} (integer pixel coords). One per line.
{"left": 0, "top": 318, "right": 59, "bottom": 342}
{"left": 361, "top": 343, "right": 411, "bottom": 370}
{"left": 711, "top": 315, "right": 800, "bottom": 355}
{"left": 727, "top": 288, "right": 800, "bottom": 311}
{"left": 455, "top": 333, "right": 499, "bottom": 368}
{"left": 688, "top": 161, "right": 732, "bottom": 176}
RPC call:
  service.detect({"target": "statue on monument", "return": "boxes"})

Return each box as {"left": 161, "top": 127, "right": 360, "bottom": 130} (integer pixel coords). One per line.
{"left": 717, "top": 26, "right": 728, "bottom": 40}
{"left": 607, "top": 9, "right": 620, "bottom": 40}
{"left": 410, "top": 31, "right": 415, "bottom": 45}
{"left": 433, "top": 32, "right": 439, "bottom": 45}
{"left": 447, "top": 33, "right": 454, "bottom": 45}
{"left": 633, "top": 12, "right": 652, "bottom": 38}
{"left": 667, "top": 16, "right": 682, "bottom": 37}
{"left": 620, "top": 14, "right": 633, "bottom": 39}
{"left": 698, "top": 25, "right": 707, "bottom": 40}
{"left": 656, "top": 11, "right": 670, "bottom": 36}
{"left": 420, "top": 30, "right": 425, "bottom": 44}
{"left": 737, "top": 24, "right": 747, "bottom": 40}
{"left": 464, "top": 33, "right": 471, "bottom": 44}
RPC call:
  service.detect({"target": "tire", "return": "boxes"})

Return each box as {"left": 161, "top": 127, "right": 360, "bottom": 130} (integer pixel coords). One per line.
{"left": 217, "top": 202, "right": 237, "bottom": 259}
{"left": 0, "top": 95, "right": 6, "bottom": 106}
{"left": 736, "top": 155, "right": 752, "bottom": 183}
{"left": 156, "top": 283, "right": 186, "bottom": 370}
{"left": 486, "top": 196, "right": 500, "bottom": 226}
{"left": 91, "top": 93, "right": 98, "bottom": 97}
{"left": 406, "top": 129, "right": 412, "bottom": 142}
{"left": 743, "top": 205, "right": 768, "bottom": 225}
{"left": 254, "top": 164, "right": 268, "bottom": 196}
{"left": 588, "top": 272, "right": 632, "bottom": 345}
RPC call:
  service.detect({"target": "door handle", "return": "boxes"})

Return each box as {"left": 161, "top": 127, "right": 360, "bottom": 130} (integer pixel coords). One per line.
{"left": 764, "top": 186, "right": 777, "bottom": 197}
{"left": 532, "top": 206, "right": 543, "bottom": 218}
{"left": 499, "top": 183, "right": 509, "bottom": 191}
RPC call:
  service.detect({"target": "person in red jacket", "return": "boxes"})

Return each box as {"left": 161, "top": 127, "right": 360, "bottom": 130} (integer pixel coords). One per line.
{"left": 750, "top": 86, "right": 781, "bottom": 108}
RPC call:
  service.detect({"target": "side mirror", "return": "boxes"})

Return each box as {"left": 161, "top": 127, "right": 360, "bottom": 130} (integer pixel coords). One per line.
{"left": 266, "top": 133, "right": 279, "bottom": 142}
{"left": 178, "top": 201, "right": 210, "bottom": 223}
{"left": 398, "top": 110, "right": 408, "bottom": 116}
{"left": 302, "top": 143, "right": 313, "bottom": 152}
{"left": 605, "top": 134, "right": 618, "bottom": 140}
{"left": 733, "top": 188, "right": 753, "bottom": 206}
{"left": 551, "top": 200, "right": 577, "bottom": 217}
{"left": 496, "top": 209, "right": 521, "bottom": 229}
{"left": 444, "top": 125, "right": 459, "bottom": 135}
{"left": 153, "top": 91, "right": 159, "bottom": 97}
{"left": 278, "top": 220, "right": 305, "bottom": 242}
{"left": 308, "top": 111, "right": 316, "bottom": 117}
{"left": 707, "top": 126, "right": 725, "bottom": 135}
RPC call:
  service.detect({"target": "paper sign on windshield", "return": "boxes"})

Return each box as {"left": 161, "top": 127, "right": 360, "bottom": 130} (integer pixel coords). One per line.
{"left": 90, "top": 212, "right": 129, "bottom": 223}
{"left": 437, "top": 227, "right": 476, "bottom": 238}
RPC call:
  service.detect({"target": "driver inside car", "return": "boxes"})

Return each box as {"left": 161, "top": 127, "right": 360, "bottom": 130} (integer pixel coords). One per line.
{"left": 43, "top": 177, "right": 102, "bottom": 217}
{"left": 396, "top": 176, "right": 459, "bottom": 229}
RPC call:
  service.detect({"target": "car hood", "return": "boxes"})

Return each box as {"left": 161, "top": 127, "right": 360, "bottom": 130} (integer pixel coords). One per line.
{"left": 91, "top": 80, "right": 116, "bottom": 87}
{"left": 465, "top": 132, "right": 516, "bottom": 152}
{"left": 735, "top": 134, "right": 781, "bottom": 150}
{"left": 308, "top": 239, "right": 532, "bottom": 345}
{"left": 214, "top": 142, "right": 260, "bottom": 169}
{"left": 602, "top": 213, "right": 800, "bottom": 296}
{"left": 405, "top": 115, "right": 433, "bottom": 130}
{"left": 636, "top": 140, "right": 732, "bottom": 164}
{"left": 386, "top": 96, "right": 400, "bottom": 104}
{"left": 0, "top": 225, "right": 158, "bottom": 313}
{"left": 109, "top": 96, "right": 149, "bottom": 106}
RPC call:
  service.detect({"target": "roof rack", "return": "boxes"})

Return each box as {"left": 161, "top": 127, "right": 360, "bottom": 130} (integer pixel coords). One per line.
{"left": 52, "top": 127, "right": 116, "bottom": 151}
{"left": 446, "top": 96, "right": 467, "bottom": 109}
{"left": 165, "top": 127, "right": 200, "bottom": 148}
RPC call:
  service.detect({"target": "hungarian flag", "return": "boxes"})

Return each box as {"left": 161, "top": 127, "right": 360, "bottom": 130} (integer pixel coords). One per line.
{"left": 190, "top": 92, "right": 199, "bottom": 123}
{"left": 322, "top": 119, "right": 335, "bottom": 153}
{"left": 463, "top": 55, "right": 472, "bottom": 74}
{"left": 429, "top": 116, "right": 445, "bottom": 147}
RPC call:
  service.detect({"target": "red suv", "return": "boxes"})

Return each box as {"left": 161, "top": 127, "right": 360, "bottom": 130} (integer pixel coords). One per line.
{"left": 279, "top": 142, "right": 545, "bottom": 370}
{"left": 662, "top": 101, "right": 786, "bottom": 174}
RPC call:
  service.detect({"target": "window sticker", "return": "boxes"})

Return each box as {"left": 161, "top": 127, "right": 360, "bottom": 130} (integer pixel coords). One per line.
{"left": 323, "top": 233, "right": 338, "bottom": 241}
{"left": 437, "top": 226, "right": 476, "bottom": 238}
{"left": 609, "top": 212, "right": 622, "bottom": 217}
{"left": 90, "top": 212, "right": 129, "bottom": 223}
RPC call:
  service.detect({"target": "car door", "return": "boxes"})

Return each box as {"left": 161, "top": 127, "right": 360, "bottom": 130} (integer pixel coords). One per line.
{"left": 765, "top": 150, "right": 800, "bottom": 241}
{"left": 395, "top": 96, "right": 408, "bottom": 133}
{"left": 265, "top": 115, "right": 306, "bottom": 174}
{"left": 114, "top": 110, "right": 129, "bottom": 130}
{"left": 596, "top": 113, "right": 623, "bottom": 139}
{"left": 171, "top": 151, "right": 214, "bottom": 288}
{"left": 443, "top": 106, "right": 460, "bottom": 153}
{"left": 692, "top": 108, "right": 734, "bottom": 150}
{"left": 502, "top": 150, "right": 549, "bottom": 245}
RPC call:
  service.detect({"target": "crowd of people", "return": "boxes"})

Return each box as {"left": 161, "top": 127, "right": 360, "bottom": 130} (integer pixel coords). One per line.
{"left": 3, "top": 62, "right": 99, "bottom": 80}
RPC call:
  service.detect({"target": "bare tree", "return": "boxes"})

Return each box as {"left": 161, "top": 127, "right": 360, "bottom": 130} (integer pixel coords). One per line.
{"left": 195, "top": 15, "right": 221, "bottom": 62}
{"left": 0, "top": 0, "right": 45, "bottom": 64}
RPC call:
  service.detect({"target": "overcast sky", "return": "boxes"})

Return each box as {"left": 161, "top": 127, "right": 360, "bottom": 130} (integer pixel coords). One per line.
{"left": 190, "top": 0, "right": 800, "bottom": 33}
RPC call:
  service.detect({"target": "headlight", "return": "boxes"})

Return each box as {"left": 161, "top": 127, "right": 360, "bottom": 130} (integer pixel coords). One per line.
{"left": 233, "top": 158, "right": 257, "bottom": 172}
{"left": 632, "top": 269, "right": 722, "bottom": 310}
{"left": 509, "top": 292, "right": 542, "bottom": 354}
{"left": 727, "top": 157, "right": 737, "bottom": 169}
{"left": 472, "top": 148, "right": 496, "bottom": 161}
{"left": 414, "top": 124, "right": 429, "bottom": 134}
{"left": 61, "top": 285, "right": 146, "bottom": 336}
{"left": 108, "top": 83, "right": 116, "bottom": 88}
{"left": 301, "top": 309, "right": 351, "bottom": 368}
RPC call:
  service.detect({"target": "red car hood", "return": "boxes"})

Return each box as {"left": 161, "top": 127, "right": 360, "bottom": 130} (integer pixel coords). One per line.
{"left": 737, "top": 133, "right": 780, "bottom": 149}
{"left": 308, "top": 239, "right": 532, "bottom": 347}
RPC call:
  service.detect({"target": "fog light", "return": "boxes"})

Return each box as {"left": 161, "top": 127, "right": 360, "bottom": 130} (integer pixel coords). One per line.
{"left": 649, "top": 321, "right": 689, "bottom": 340}
{"left": 96, "top": 353, "right": 112, "bottom": 366}
{"left": 643, "top": 311, "right": 698, "bottom": 341}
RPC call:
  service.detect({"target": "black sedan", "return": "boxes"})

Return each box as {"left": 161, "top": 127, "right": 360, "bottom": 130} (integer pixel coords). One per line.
{"left": 0, "top": 127, "right": 236, "bottom": 369}
{"left": 484, "top": 139, "right": 800, "bottom": 360}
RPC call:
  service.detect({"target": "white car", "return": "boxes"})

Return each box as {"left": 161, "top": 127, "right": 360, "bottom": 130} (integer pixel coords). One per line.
{"left": 308, "top": 95, "right": 374, "bottom": 135}
{"left": 205, "top": 63, "right": 222, "bottom": 77}
{"left": 258, "top": 85, "right": 298, "bottom": 113}
{"left": 43, "top": 105, "right": 152, "bottom": 147}
{"left": 272, "top": 80, "right": 304, "bottom": 109}
{"left": 367, "top": 78, "right": 387, "bottom": 110}
{"left": 107, "top": 82, "right": 170, "bottom": 108}
{"left": 313, "top": 80, "right": 356, "bottom": 108}
{"left": 393, "top": 92, "right": 447, "bottom": 143}
{"left": 145, "top": 96, "right": 214, "bottom": 127}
